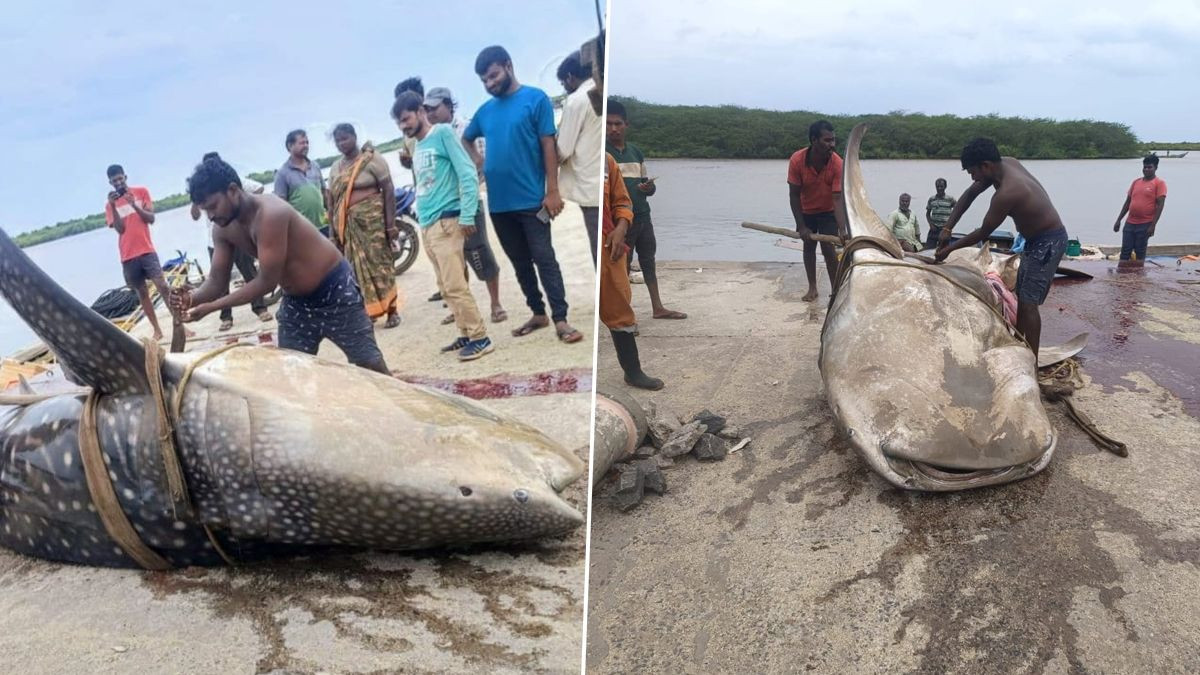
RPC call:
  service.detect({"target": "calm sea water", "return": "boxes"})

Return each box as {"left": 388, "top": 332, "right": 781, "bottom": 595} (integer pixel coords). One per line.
{"left": 0, "top": 154, "right": 417, "bottom": 356}
{"left": 644, "top": 155, "right": 1200, "bottom": 262}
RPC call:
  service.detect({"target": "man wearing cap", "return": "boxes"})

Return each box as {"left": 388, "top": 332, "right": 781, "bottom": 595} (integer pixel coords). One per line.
{"left": 424, "top": 86, "right": 507, "bottom": 323}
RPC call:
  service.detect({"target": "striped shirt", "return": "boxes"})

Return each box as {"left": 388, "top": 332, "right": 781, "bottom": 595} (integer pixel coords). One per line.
{"left": 926, "top": 194, "right": 957, "bottom": 227}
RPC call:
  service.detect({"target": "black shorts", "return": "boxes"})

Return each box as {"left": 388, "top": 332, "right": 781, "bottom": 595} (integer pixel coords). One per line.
{"left": 276, "top": 259, "right": 385, "bottom": 367}
{"left": 1016, "top": 227, "right": 1068, "bottom": 305}
{"left": 122, "top": 252, "right": 162, "bottom": 287}
{"left": 463, "top": 211, "right": 500, "bottom": 281}
{"left": 801, "top": 211, "right": 839, "bottom": 237}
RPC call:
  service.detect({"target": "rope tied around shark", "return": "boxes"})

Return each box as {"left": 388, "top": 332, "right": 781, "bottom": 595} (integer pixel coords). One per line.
{"left": 823, "top": 234, "right": 1033, "bottom": 349}
{"left": 75, "top": 338, "right": 246, "bottom": 570}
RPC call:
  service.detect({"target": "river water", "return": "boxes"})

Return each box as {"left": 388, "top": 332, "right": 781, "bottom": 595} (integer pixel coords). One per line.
{"left": 644, "top": 155, "right": 1199, "bottom": 262}
{"left": 0, "top": 154, "right": 417, "bottom": 356}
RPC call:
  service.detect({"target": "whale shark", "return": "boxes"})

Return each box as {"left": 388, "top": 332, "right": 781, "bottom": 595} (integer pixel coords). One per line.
{"left": 0, "top": 227, "right": 584, "bottom": 567}
{"left": 819, "top": 124, "right": 1060, "bottom": 491}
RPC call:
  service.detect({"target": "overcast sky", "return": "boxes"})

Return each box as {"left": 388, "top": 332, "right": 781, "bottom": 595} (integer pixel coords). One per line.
{"left": 0, "top": 0, "right": 603, "bottom": 233}
{"left": 608, "top": 0, "right": 1198, "bottom": 143}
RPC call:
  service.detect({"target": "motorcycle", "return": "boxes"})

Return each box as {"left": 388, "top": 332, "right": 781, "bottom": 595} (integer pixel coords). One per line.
{"left": 392, "top": 186, "right": 420, "bottom": 276}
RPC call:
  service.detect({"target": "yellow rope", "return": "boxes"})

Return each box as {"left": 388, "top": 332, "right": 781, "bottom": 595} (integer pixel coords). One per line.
{"left": 79, "top": 390, "right": 173, "bottom": 570}
{"left": 75, "top": 340, "right": 252, "bottom": 569}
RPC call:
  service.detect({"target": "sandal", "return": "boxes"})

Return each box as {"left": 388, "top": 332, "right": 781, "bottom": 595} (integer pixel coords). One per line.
{"left": 491, "top": 307, "right": 508, "bottom": 323}
{"left": 512, "top": 316, "right": 548, "bottom": 337}
{"left": 441, "top": 313, "right": 456, "bottom": 325}
{"left": 556, "top": 325, "right": 584, "bottom": 344}
{"left": 256, "top": 310, "right": 273, "bottom": 322}
{"left": 219, "top": 319, "right": 234, "bottom": 332}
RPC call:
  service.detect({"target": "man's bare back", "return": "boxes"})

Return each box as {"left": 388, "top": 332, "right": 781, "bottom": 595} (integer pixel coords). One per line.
{"left": 987, "top": 158, "right": 1064, "bottom": 239}
{"left": 214, "top": 193, "right": 342, "bottom": 296}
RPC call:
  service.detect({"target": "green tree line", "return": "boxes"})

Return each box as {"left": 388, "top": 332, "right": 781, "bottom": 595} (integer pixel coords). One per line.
{"left": 12, "top": 136, "right": 408, "bottom": 248}
{"left": 610, "top": 97, "right": 1148, "bottom": 161}
{"left": 1140, "top": 142, "right": 1200, "bottom": 152}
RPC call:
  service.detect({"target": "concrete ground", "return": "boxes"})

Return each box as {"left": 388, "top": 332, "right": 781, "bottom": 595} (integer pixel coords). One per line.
{"left": 0, "top": 204, "right": 596, "bottom": 673}
{"left": 588, "top": 257, "right": 1200, "bottom": 673}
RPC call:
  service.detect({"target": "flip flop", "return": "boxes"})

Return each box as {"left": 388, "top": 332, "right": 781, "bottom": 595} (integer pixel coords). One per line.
{"left": 441, "top": 313, "right": 456, "bottom": 325}
{"left": 653, "top": 310, "right": 688, "bottom": 320}
{"left": 491, "top": 307, "right": 508, "bottom": 323}
{"left": 256, "top": 310, "right": 273, "bottom": 322}
{"left": 512, "top": 317, "right": 548, "bottom": 337}
{"left": 556, "top": 326, "right": 584, "bottom": 343}
{"left": 219, "top": 319, "right": 233, "bottom": 332}
{"left": 385, "top": 314, "right": 402, "bottom": 329}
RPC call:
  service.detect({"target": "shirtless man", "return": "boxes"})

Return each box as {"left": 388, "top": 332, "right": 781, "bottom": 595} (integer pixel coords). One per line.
{"left": 935, "top": 138, "right": 1069, "bottom": 357}
{"left": 172, "top": 155, "right": 390, "bottom": 374}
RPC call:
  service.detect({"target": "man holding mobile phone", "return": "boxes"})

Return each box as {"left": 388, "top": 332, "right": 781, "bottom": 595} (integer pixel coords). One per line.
{"left": 604, "top": 100, "right": 686, "bottom": 320}
{"left": 463, "top": 45, "right": 583, "bottom": 344}
{"left": 104, "top": 163, "right": 182, "bottom": 343}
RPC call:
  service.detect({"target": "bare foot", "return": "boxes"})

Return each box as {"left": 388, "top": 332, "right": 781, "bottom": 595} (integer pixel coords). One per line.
{"left": 801, "top": 287, "right": 819, "bottom": 302}
{"left": 152, "top": 330, "right": 164, "bottom": 341}
{"left": 652, "top": 308, "right": 687, "bottom": 319}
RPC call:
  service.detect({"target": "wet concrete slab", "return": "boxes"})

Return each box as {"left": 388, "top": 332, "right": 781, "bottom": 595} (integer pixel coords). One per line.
{"left": 588, "top": 258, "right": 1200, "bottom": 673}
{"left": 0, "top": 205, "right": 596, "bottom": 672}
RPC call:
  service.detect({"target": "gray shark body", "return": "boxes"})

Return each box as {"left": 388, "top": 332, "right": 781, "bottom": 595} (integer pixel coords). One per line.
{"left": 0, "top": 228, "right": 584, "bottom": 567}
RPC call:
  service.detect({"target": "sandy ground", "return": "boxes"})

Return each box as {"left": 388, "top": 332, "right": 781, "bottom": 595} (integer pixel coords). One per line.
{"left": 588, "top": 257, "right": 1200, "bottom": 673}
{"left": 0, "top": 203, "right": 597, "bottom": 673}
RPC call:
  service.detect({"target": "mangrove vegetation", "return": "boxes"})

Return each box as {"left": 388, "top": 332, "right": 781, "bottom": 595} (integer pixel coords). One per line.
{"left": 609, "top": 98, "right": 1147, "bottom": 161}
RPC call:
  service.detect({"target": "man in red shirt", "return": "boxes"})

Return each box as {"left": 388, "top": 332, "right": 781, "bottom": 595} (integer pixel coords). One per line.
{"left": 105, "top": 164, "right": 178, "bottom": 342}
{"left": 787, "top": 120, "right": 848, "bottom": 302}
{"left": 1112, "top": 155, "right": 1168, "bottom": 261}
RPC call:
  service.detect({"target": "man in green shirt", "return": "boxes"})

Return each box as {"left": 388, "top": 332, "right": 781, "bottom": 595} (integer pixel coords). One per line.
{"left": 393, "top": 91, "right": 493, "bottom": 361}
{"left": 886, "top": 193, "right": 922, "bottom": 252}
{"left": 273, "top": 129, "right": 330, "bottom": 236}
{"left": 604, "top": 100, "right": 686, "bottom": 320}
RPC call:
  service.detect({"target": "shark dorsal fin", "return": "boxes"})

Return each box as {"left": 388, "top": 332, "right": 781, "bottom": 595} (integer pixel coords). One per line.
{"left": 0, "top": 228, "right": 151, "bottom": 395}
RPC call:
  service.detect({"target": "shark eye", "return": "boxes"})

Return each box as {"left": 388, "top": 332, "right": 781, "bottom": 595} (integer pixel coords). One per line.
{"left": 512, "top": 489, "right": 529, "bottom": 504}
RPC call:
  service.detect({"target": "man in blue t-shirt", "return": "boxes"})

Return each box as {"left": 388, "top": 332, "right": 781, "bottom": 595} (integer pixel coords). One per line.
{"left": 463, "top": 45, "right": 584, "bottom": 345}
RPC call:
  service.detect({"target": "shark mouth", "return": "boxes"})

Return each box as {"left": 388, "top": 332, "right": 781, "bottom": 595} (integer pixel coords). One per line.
{"left": 883, "top": 449, "right": 1055, "bottom": 491}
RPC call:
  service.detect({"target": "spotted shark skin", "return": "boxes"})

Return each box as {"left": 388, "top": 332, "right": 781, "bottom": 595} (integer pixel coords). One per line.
{"left": 819, "top": 124, "right": 1056, "bottom": 492}
{"left": 0, "top": 227, "right": 584, "bottom": 567}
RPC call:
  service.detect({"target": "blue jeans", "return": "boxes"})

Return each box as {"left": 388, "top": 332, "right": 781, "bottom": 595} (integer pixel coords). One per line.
{"left": 490, "top": 209, "right": 569, "bottom": 322}
{"left": 1120, "top": 222, "right": 1151, "bottom": 261}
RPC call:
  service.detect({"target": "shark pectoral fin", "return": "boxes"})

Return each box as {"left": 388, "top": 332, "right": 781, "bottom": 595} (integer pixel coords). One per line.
{"left": 0, "top": 228, "right": 150, "bottom": 395}
{"left": 1037, "top": 332, "right": 1089, "bottom": 369}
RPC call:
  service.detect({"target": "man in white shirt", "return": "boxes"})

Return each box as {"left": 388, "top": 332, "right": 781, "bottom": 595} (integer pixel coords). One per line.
{"left": 556, "top": 51, "right": 603, "bottom": 266}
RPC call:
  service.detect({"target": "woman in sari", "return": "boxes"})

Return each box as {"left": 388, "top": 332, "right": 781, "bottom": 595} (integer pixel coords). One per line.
{"left": 328, "top": 123, "right": 402, "bottom": 328}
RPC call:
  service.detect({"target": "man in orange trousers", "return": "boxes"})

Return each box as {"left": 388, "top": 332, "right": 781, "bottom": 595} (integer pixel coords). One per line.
{"left": 602, "top": 152, "right": 663, "bottom": 390}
